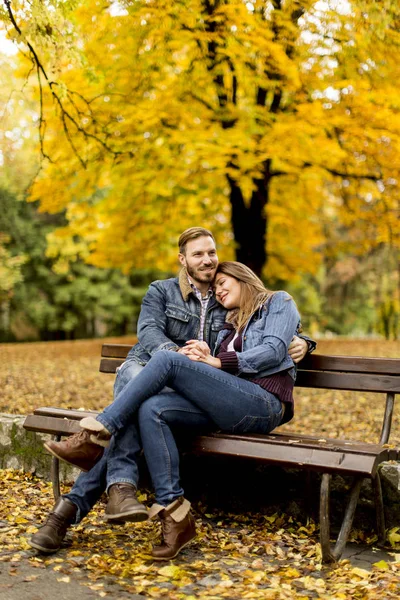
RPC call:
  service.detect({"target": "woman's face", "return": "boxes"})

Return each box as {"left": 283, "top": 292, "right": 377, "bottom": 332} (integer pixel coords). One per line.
{"left": 215, "top": 273, "right": 242, "bottom": 309}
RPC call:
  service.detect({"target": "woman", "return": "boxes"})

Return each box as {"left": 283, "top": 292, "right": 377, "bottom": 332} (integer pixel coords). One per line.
{"left": 46, "top": 262, "right": 301, "bottom": 560}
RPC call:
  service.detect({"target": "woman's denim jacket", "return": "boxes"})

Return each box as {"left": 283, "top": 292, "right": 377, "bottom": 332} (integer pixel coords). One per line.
{"left": 213, "top": 291, "right": 301, "bottom": 381}
{"left": 127, "top": 271, "right": 227, "bottom": 366}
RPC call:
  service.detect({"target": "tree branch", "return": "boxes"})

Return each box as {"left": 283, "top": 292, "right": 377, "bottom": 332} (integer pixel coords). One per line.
{"left": 3, "top": 0, "right": 132, "bottom": 166}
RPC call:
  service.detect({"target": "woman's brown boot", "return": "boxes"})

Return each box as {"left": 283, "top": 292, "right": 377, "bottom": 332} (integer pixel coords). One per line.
{"left": 44, "top": 430, "right": 104, "bottom": 471}
{"left": 149, "top": 497, "right": 196, "bottom": 560}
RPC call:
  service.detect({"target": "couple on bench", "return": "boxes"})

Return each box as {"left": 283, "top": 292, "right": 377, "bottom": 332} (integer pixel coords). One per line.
{"left": 30, "top": 227, "right": 315, "bottom": 560}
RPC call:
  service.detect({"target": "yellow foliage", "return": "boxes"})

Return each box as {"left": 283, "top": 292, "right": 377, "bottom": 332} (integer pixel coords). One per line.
{"left": 1, "top": 0, "right": 400, "bottom": 278}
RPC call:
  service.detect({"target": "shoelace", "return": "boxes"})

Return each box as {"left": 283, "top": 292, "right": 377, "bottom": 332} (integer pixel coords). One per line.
{"left": 64, "top": 429, "right": 89, "bottom": 447}
{"left": 113, "top": 484, "right": 136, "bottom": 501}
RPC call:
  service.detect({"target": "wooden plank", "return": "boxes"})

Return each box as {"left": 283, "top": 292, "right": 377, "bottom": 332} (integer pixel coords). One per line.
{"left": 187, "top": 435, "right": 391, "bottom": 476}
{"left": 33, "top": 407, "right": 99, "bottom": 420}
{"left": 23, "top": 414, "right": 399, "bottom": 475}
{"left": 101, "top": 344, "right": 132, "bottom": 359}
{"left": 23, "top": 415, "right": 81, "bottom": 436}
{"left": 27, "top": 414, "right": 396, "bottom": 458}
{"left": 209, "top": 432, "right": 396, "bottom": 456}
{"left": 100, "top": 347, "right": 400, "bottom": 376}
{"left": 300, "top": 354, "right": 400, "bottom": 375}
{"left": 296, "top": 371, "right": 400, "bottom": 393}
{"left": 99, "top": 358, "right": 125, "bottom": 373}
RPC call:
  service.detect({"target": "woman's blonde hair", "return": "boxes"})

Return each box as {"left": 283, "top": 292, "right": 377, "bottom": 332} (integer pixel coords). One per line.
{"left": 216, "top": 261, "right": 274, "bottom": 331}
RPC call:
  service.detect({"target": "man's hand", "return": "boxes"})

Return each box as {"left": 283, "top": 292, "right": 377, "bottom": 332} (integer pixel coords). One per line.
{"left": 288, "top": 336, "right": 308, "bottom": 363}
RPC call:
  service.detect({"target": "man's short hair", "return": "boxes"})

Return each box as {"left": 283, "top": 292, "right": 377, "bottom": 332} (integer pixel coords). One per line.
{"left": 178, "top": 227, "right": 215, "bottom": 254}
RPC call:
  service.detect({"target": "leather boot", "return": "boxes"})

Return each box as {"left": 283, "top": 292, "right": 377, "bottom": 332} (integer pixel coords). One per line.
{"left": 150, "top": 497, "right": 196, "bottom": 560}
{"left": 29, "top": 497, "right": 77, "bottom": 553}
{"left": 105, "top": 483, "right": 148, "bottom": 522}
{"left": 44, "top": 430, "right": 104, "bottom": 472}
{"left": 80, "top": 416, "right": 112, "bottom": 448}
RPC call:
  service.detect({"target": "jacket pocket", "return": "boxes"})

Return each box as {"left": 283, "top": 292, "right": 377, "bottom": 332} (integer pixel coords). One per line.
{"left": 165, "top": 305, "right": 191, "bottom": 338}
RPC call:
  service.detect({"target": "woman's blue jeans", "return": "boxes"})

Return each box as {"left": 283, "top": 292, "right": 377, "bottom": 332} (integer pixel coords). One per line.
{"left": 99, "top": 351, "right": 284, "bottom": 506}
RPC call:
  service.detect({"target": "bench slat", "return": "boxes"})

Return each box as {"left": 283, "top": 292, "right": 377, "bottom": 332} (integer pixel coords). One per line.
{"left": 300, "top": 354, "right": 400, "bottom": 375}
{"left": 24, "top": 415, "right": 82, "bottom": 436}
{"left": 208, "top": 431, "right": 398, "bottom": 457}
{"left": 296, "top": 371, "right": 400, "bottom": 393}
{"left": 100, "top": 345, "right": 400, "bottom": 376}
{"left": 100, "top": 358, "right": 125, "bottom": 373}
{"left": 100, "top": 357, "right": 400, "bottom": 392}
{"left": 188, "top": 435, "right": 392, "bottom": 476}
{"left": 101, "top": 344, "right": 132, "bottom": 358}
{"left": 33, "top": 407, "right": 99, "bottom": 420}
{"left": 23, "top": 414, "right": 398, "bottom": 476}
{"left": 28, "top": 409, "right": 398, "bottom": 458}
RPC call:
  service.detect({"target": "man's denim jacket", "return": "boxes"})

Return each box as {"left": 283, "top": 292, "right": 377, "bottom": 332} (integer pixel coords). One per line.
{"left": 127, "top": 268, "right": 227, "bottom": 366}
{"left": 213, "top": 291, "right": 302, "bottom": 380}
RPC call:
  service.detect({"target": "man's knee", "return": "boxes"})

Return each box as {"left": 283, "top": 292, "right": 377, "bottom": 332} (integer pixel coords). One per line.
{"left": 114, "top": 359, "right": 144, "bottom": 397}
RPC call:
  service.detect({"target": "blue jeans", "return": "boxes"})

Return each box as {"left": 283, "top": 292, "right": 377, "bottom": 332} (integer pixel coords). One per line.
{"left": 98, "top": 351, "right": 284, "bottom": 505}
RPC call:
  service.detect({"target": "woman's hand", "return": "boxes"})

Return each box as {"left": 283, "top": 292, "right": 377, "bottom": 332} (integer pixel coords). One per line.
{"left": 288, "top": 336, "right": 308, "bottom": 363}
{"left": 180, "top": 340, "right": 211, "bottom": 359}
{"left": 181, "top": 341, "right": 221, "bottom": 368}
{"left": 187, "top": 353, "right": 221, "bottom": 369}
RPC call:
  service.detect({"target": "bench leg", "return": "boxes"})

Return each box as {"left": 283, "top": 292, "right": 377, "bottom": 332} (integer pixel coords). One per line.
{"left": 50, "top": 435, "right": 61, "bottom": 501}
{"left": 372, "top": 470, "right": 386, "bottom": 545}
{"left": 319, "top": 473, "right": 363, "bottom": 563}
{"left": 319, "top": 473, "right": 336, "bottom": 563}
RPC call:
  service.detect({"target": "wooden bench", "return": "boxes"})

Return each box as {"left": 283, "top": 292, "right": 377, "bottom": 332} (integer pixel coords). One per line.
{"left": 23, "top": 344, "right": 400, "bottom": 563}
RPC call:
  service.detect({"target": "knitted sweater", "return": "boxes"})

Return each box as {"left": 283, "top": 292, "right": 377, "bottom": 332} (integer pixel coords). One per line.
{"left": 217, "top": 326, "right": 294, "bottom": 425}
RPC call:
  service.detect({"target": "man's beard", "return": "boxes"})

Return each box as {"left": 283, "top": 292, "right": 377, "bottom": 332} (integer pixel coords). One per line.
{"left": 186, "top": 264, "right": 216, "bottom": 284}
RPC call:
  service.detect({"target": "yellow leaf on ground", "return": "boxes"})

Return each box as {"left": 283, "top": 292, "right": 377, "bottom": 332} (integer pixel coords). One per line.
{"left": 373, "top": 560, "right": 389, "bottom": 570}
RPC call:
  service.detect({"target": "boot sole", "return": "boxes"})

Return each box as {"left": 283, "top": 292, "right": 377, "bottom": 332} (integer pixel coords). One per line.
{"left": 151, "top": 535, "right": 196, "bottom": 561}
{"left": 105, "top": 510, "right": 149, "bottom": 523}
{"left": 28, "top": 539, "right": 60, "bottom": 554}
{"left": 43, "top": 442, "right": 89, "bottom": 472}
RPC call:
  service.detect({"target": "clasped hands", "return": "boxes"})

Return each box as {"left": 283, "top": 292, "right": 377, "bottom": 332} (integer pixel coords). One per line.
{"left": 177, "top": 335, "right": 308, "bottom": 367}
{"left": 178, "top": 340, "right": 222, "bottom": 368}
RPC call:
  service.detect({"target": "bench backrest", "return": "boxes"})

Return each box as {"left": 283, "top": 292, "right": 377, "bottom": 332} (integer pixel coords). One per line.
{"left": 100, "top": 344, "right": 399, "bottom": 444}
{"left": 100, "top": 344, "right": 400, "bottom": 392}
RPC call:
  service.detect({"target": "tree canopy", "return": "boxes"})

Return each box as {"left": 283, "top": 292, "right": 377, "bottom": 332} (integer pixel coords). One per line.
{"left": 1, "top": 0, "right": 399, "bottom": 338}
{"left": 1, "top": 0, "right": 399, "bottom": 277}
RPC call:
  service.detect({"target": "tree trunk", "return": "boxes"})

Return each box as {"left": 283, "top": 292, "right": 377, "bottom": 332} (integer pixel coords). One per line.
{"left": 228, "top": 160, "right": 271, "bottom": 276}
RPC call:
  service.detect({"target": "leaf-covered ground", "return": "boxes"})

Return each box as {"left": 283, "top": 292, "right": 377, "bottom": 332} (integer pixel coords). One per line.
{"left": 1, "top": 338, "right": 400, "bottom": 598}
{"left": 1, "top": 337, "right": 399, "bottom": 444}
{"left": 0, "top": 470, "right": 399, "bottom": 599}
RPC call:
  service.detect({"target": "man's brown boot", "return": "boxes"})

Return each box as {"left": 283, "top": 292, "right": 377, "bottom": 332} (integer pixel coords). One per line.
{"left": 29, "top": 497, "right": 77, "bottom": 553}
{"left": 44, "top": 430, "right": 104, "bottom": 472}
{"left": 149, "top": 497, "right": 196, "bottom": 560}
{"left": 105, "top": 483, "right": 148, "bottom": 522}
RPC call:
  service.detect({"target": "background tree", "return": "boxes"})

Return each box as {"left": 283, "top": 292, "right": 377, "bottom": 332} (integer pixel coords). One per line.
{"left": 1, "top": 0, "right": 399, "bottom": 337}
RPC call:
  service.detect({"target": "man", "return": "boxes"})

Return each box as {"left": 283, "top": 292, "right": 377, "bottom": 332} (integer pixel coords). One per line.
{"left": 29, "top": 227, "right": 313, "bottom": 554}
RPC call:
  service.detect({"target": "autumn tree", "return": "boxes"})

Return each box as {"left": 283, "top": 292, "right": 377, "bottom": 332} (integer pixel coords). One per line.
{"left": 1, "top": 0, "right": 399, "bottom": 283}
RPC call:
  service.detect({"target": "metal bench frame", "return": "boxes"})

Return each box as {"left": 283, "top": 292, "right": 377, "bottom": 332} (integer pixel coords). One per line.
{"left": 23, "top": 344, "right": 400, "bottom": 563}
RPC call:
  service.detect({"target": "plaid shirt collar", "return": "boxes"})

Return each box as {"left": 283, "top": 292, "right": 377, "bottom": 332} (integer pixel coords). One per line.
{"left": 188, "top": 276, "right": 213, "bottom": 300}
{"left": 188, "top": 276, "right": 213, "bottom": 340}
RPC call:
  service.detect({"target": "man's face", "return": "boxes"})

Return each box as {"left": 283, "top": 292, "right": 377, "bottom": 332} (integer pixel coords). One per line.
{"left": 179, "top": 236, "right": 218, "bottom": 286}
